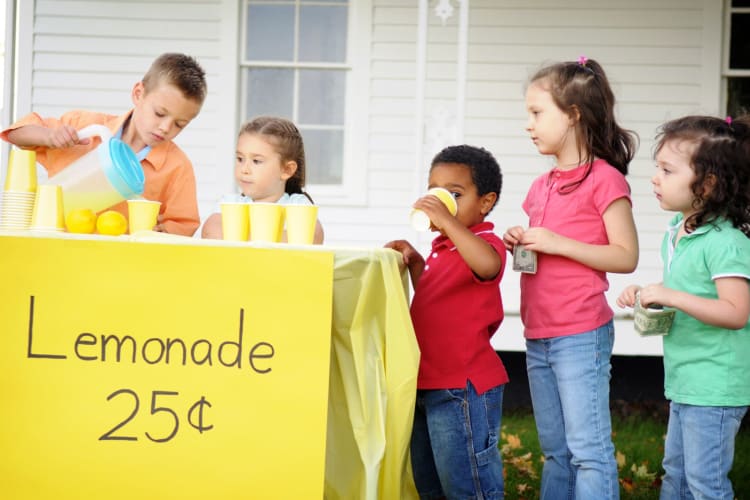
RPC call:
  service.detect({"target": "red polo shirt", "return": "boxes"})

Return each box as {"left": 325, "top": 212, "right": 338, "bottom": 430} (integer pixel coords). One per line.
{"left": 410, "top": 222, "right": 509, "bottom": 394}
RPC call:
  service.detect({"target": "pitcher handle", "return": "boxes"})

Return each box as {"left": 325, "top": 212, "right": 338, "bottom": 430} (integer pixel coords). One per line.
{"left": 77, "top": 124, "right": 113, "bottom": 142}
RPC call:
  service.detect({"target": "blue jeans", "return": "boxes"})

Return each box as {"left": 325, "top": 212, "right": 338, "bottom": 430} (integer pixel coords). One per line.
{"left": 410, "top": 382, "right": 504, "bottom": 500}
{"left": 660, "top": 402, "right": 747, "bottom": 500}
{"left": 526, "top": 321, "right": 619, "bottom": 500}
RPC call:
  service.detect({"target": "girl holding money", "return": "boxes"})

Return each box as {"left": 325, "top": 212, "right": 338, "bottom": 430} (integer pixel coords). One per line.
{"left": 503, "top": 57, "right": 639, "bottom": 499}
{"left": 617, "top": 115, "right": 750, "bottom": 500}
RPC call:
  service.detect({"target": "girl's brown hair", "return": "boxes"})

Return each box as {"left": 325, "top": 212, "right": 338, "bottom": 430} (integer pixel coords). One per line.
{"left": 530, "top": 58, "right": 638, "bottom": 193}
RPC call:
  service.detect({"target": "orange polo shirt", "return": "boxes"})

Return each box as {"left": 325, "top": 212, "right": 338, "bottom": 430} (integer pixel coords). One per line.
{"left": 1, "top": 110, "right": 200, "bottom": 236}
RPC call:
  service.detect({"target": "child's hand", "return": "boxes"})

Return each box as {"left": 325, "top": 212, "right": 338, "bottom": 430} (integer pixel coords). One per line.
{"left": 518, "top": 226, "right": 560, "bottom": 254}
{"left": 413, "top": 194, "right": 454, "bottom": 231}
{"left": 153, "top": 214, "right": 166, "bottom": 232}
{"left": 638, "top": 284, "right": 671, "bottom": 309}
{"left": 502, "top": 226, "right": 525, "bottom": 252}
{"left": 47, "top": 125, "right": 91, "bottom": 149}
{"left": 385, "top": 240, "right": 425, "bottom": 288}
{"left": 384, "top": 240, "right": 424, "bottom": 267}
{"left": 616, "top": 285, "right": 641, "bottom": 308}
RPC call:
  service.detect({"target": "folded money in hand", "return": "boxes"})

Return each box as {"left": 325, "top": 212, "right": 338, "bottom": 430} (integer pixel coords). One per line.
{"left": 512, "top": 246, "right": 537, "bottom": 274}
{"left": 634, "top": 291, "right": 674, "bottom": 336}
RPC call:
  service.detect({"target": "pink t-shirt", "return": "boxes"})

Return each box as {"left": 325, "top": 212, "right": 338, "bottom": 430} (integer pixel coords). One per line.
{"left": 521, "top": 159, "right": 631, "bottom": 339}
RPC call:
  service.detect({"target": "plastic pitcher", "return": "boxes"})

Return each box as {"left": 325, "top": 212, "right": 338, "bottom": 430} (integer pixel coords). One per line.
{"left": 49, "top": 125, "right": 145, "bottom": 215}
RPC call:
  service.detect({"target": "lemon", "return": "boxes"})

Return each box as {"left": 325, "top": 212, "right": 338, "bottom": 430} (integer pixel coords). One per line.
{"left": 65, "top": 208, "right": 97, "bottom": 234}
{"left": 96, "top": 210, "right": 128, "bottom": 236}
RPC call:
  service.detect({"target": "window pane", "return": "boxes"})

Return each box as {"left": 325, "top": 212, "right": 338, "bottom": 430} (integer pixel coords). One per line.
{"left": 246, "top": 5, "right": 294, "bottom": 61}
{"left": 298, "top": 70, "right": 345, "bottom": 125}
{"left": 730, "top": 13, "right": 750, "bottom": 69}
{"left": 727, "top": 78, "right": 750, "bottom": 117}
{"left": 301, "top": 129, "right": 344, "bottom": 185}
{"left": 299, "top": 5, "right": 348, "bottom": 63}
{"left": 245, "top": 68, "right": 294, "bottom": 119}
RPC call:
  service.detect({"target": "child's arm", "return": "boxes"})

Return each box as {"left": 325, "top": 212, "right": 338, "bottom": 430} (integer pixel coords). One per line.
{"left": 616, "top": 284, "right": 642, "bottom": 308}
{"left": 6, "top": 124, "right": 90, "bottom": 149}
{"left": 420, "top": 197, "right": 502, "bottom": 280}
{"left": 639, "top": 278, "right": 750, "bottom": 330}
{"left": 201, "top": 213, "right": 223, "bottom": 239}
{"left": 156, "top": 166, "right": 201, "bottom": 236}
{"left": 384, "top": 240, "right": 425, "bottom": 289}
{"left": 517, "top": 197, "right": 638, "bottom": 273}
{"left": 313, "top": 220, "right": 324, "bottom": 244}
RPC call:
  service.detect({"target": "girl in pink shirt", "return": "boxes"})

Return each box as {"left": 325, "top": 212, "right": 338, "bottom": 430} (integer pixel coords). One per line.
{"left": 503, "top": 57, "right": 639, "bottom": 499}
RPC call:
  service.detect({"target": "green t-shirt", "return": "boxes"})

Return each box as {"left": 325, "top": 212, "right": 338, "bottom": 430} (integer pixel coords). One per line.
{"left": 661, "top": 214, "right": 750, "bottom": 406}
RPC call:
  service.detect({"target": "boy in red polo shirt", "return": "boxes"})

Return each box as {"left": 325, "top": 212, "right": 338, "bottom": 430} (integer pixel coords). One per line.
{"left": 386, "top": 144, "right": 507, "bottom": 500}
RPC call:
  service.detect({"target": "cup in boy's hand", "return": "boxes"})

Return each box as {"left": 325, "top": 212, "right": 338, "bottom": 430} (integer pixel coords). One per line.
{"left": 633, "top": 291, "right": 675, "bottom": 336}
{"left": 127, "top": 199, "right": 161, "bottom": 233}
{"left": 512, "top": 245, "right": 537, "bottom": 274}
{"left": 410, "top": 187, "right": 458, "bottom": 231}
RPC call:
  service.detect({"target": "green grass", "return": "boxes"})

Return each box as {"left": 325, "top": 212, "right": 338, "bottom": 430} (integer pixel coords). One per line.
{"left": 500, "top": 408, "right": 750, "bottom": 499}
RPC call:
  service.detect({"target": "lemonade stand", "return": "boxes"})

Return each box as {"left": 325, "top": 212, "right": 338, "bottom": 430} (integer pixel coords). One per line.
{"left": 0, "top": 230, "right": 420, "bottom": 499}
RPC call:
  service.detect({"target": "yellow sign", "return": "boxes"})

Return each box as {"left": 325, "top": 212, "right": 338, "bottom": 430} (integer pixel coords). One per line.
{"left": 0, "top": 235, "right": 334, "bottom": 499}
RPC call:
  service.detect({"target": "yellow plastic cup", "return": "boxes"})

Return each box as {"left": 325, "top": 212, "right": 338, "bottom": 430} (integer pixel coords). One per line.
{"left": 4, "top": 149, "right": 38, "bottom": 193}
{"left": 410, "top": 187, "right": 458, "bottom": 231}
{"left": 30, "top": 184, "right": 65, "bottom": 230}
{"left": 220, "top": 202, "right": 250, "bottom": 241}
{"left": 250, "top": 203, "right": 285, "bottom": 243}
{"left": 127, "top": 199, "right": 161, "bottom": 234}
{"left": 284, "top": 204, "right": 318, "bottom": 245}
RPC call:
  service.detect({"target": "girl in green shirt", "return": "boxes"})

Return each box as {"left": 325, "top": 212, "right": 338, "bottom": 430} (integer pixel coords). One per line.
{"left": 618, "top": 115, "right": 750, "bottom": 499}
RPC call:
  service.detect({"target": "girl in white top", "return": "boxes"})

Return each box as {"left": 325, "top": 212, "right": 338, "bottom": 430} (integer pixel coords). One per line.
{"left": 202, "top": 116, "right": 324, "bottom": 243}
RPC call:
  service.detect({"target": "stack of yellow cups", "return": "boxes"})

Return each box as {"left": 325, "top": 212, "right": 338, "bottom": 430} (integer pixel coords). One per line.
{"left": 1, "top": 149, "right": 38, "bottom": 230}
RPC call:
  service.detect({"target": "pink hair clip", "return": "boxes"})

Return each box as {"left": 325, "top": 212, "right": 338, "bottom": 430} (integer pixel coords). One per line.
{"left": 725, "top": 116, "right": 733, "bottom": 125}
{"left": 577, "top": 55, "right": 588, "bottom": 66}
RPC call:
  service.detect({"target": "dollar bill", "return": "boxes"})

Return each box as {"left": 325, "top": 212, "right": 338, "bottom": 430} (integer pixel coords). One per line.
{"left": 512, "top": 246, "right": 537, "bottom": 274}
{"left": 633, "top": 291, "right": 674, "bottom": 336}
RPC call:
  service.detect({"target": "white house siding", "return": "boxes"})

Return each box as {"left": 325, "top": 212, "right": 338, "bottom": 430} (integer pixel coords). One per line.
{"left": 6, "top": 0, "right": 724, "bottom": 354}
{"left": 9, "top": 0, "right": 238, "bottom": 218}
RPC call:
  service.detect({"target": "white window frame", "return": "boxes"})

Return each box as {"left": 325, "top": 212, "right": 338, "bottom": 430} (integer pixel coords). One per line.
{"left": 238, "top": 0, "right": 371, "bottom": 206}
{"left": 721, "top": 0, "right": 750, "bottom": 114}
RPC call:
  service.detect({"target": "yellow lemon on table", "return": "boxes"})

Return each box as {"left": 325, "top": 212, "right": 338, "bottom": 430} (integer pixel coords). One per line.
{"left": 65, "top": 208, "right": 97, "bottom": 234}
{"left": 96, "top": 210, "right": 128, "bottom": 236}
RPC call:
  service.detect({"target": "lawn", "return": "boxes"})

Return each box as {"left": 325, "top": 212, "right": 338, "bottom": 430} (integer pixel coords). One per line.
{"left": 501, "top": 403, "right": 750, "bottom": 499}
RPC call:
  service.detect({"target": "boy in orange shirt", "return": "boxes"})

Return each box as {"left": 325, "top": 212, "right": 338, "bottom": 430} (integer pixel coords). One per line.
{"left": 1, "top": 52, "right": 207, "bottom": 236}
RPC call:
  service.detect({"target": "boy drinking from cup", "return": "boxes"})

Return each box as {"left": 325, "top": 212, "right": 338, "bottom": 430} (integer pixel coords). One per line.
{"left": 1, "top": 53, "right": 207, "bottom": 236}
{"left": 385, "top": 144, "right": 508, "bottom": 500}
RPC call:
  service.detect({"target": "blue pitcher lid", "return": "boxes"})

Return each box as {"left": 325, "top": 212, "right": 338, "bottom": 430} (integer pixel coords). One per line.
{"left": 102, "top": 138, "right": 145, "bottom": 198}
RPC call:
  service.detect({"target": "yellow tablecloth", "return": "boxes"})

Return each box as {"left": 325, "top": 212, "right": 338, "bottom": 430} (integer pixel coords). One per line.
{"left": 326, "top": 248, "right": 420, "bottom": 499}
{"left": 0, "top": 231, "right": 419, "bottom": 499}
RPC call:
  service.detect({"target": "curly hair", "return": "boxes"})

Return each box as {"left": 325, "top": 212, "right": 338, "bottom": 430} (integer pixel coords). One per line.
{"left": 430, "top": 144, "right": 502, "bottom": 213}
{"left": 655, "top": 115, "right": 750, "bottom": 237}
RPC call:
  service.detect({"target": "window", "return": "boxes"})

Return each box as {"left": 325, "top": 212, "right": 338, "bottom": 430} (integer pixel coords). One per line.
{"left": 240, "top": 0, "right": 368, "bottom": 199}
{"left": 724, "top": 0, "right": 750, "bottom": 116}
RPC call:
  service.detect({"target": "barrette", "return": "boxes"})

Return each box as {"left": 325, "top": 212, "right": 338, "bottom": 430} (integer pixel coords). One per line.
{"left": 725, "top": 116, "right": 733, "bottom": 125}
{"left": 577, "top": 55, "right": 588, "bottom": 67}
